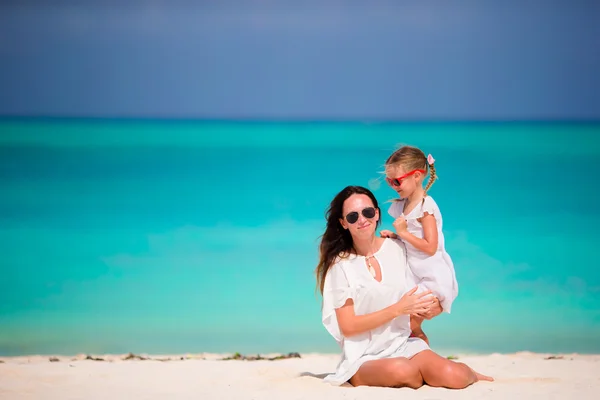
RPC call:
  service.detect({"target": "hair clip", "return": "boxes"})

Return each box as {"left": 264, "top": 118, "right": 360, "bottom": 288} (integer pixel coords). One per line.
{"left": 427, "top": 154, "right": 435, "bottom": 165}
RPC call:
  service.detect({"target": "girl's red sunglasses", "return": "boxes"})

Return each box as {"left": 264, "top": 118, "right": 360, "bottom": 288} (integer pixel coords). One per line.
{"left": 385, "top": 169, "right": 425, "bottom": 187}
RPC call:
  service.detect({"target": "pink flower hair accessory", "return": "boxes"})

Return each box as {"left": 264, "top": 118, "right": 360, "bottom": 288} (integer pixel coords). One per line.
{"left": 427, "top": 154, "right": 435, "bottom": 165}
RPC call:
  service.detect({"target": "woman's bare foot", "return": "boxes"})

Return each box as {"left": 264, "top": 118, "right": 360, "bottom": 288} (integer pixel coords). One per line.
{"left": 474, "top": 371, "right": 494, "bottom": 382}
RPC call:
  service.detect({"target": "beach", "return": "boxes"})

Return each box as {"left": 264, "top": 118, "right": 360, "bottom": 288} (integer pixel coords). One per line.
{"left": 1, "top": 352, "right": 599, "bottom": 399}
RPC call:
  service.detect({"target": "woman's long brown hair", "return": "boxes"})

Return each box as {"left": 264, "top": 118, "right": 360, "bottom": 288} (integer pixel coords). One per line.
{"left": 315, "top": 186, "right": 381, "bottom": 294}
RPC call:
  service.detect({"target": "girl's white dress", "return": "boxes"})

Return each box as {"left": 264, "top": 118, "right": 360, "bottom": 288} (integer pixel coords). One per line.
{"left": 388, "top": 196, "right": 458, "bottom": 313}
{"left": 321, "top": 238, "right": 430, "bottom": 385}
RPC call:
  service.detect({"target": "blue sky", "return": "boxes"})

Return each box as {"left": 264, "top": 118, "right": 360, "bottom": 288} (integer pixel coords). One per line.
{"left": 1, "top": 0, "right": 599, "bottom": 120}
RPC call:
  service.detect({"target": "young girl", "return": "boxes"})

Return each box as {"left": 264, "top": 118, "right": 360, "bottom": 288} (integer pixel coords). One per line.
{"left": 379, "top": 145, "right": 458, "bottom": 345}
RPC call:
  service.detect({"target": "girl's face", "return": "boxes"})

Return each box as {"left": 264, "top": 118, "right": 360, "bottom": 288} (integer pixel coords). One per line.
{"left": 385, "top": 164, "right": 423, "bottom": 199}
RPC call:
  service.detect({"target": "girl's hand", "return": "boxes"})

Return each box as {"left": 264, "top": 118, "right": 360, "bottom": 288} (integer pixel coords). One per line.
{"left": 380, "top": 230, "right": 397, "bottom": 239}
{"left": 393, "top": 287, "right": 434, "bottom": 316}
{"left": 392, "top": 217, "right": 408, "bottom": 233}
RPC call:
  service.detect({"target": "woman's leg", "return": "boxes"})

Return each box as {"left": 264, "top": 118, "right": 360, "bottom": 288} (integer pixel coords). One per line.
{"left": 349, "top": 357, "right": 424, "bottom": 389}
{"left": 410, "top": 350, "right": 493, "bottom": 389}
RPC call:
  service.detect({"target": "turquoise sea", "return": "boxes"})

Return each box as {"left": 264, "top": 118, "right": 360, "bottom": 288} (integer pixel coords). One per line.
{"left": 1, "top": 119, "right": 599, "bottom": 357}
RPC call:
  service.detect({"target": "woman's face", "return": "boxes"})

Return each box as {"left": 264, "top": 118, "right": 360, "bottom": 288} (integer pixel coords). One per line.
{"left": 339, "top": 194, "right": 379, "bottom": 238}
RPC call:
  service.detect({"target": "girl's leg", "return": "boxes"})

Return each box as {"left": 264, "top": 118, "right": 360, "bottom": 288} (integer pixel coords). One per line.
{"left": 410, "top": 350, "right": 493, "bottom": 389}
{"left": 349, "top": 357, "right": 424, "bottom": 389}
{"left": 410, "top": 315, "right": 429, "bottom": 345}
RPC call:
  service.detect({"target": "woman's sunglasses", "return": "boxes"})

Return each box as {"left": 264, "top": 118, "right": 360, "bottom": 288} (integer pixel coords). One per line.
{"left": 344, "top": 207, "right": 376, "bottom": 224}
{"left": 385, "top": 169, "right": 425, "bottom": 187}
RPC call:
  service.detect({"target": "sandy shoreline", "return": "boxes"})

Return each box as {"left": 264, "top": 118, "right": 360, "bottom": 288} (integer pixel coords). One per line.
{"left": 1, "top": 352, "right": 599, "bottom": 399}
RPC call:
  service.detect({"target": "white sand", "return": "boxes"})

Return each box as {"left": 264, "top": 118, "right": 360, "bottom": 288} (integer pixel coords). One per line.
{"left": 1, "top": 352, "right": 599, "bottom": 399}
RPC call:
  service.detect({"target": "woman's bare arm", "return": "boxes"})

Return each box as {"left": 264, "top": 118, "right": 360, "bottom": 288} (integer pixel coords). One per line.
{"left": 335, "top": 287, "right": 433, "bottom": 338}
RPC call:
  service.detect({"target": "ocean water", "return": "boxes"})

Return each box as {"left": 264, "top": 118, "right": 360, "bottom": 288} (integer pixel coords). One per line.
{"left": 1, "top": 119, "right": 599, "bottom": 357}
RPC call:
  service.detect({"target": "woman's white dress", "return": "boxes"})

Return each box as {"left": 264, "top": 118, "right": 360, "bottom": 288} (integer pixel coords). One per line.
{"left": 321, "top": 238, "right": 429, "bottom": 385}
{"left": 388, "top": 196, "right": 458, "bottom": 312}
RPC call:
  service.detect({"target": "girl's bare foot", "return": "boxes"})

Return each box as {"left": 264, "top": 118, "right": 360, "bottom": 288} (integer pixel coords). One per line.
{"left": 409, "top": 315, "right": 429, "bottom": 345}
{"left": 410, "top": 328, "right": 429, "bottom": 345}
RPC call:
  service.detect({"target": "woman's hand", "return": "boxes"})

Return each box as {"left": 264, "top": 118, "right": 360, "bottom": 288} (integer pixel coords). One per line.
{"left": 394, "top": 287, "right": 434, "bottom": 316}
{"left": 380, "top": 229, "right": 398, "bottom": 239}
{"left": 415, "top": 296, "right": 443, "bottom": 320}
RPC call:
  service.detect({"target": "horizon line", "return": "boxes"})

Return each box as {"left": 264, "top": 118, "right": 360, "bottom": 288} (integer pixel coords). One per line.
{"left": 1, "top": 115, "right": 600, "bottom": 124}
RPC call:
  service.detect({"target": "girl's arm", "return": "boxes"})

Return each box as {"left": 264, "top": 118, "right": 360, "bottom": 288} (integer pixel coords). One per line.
{"left": 395, "top": 213, "right": 438, "bottom": 256}
{"left": 335, "top": 287, "right": 433, "bottom": 338}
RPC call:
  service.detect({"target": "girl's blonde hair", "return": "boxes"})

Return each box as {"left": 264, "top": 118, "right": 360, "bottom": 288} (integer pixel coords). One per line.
{"left": 385, "top": 145, "right": 437, "bottom": 196}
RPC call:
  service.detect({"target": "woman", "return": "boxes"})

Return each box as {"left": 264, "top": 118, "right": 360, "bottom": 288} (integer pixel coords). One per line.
{"left": 316, "top": 185, "right": 492, "bottom": 388}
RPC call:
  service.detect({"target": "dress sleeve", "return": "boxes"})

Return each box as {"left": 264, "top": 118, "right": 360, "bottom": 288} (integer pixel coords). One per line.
{"left": 419, "top": 196, "right": 437, "bottom": 218}
{"left": 388, "top": 201, "right": 404, "bottom": 219}
{"left": 321, "top": 260, "right": 354, "bottom": 343}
